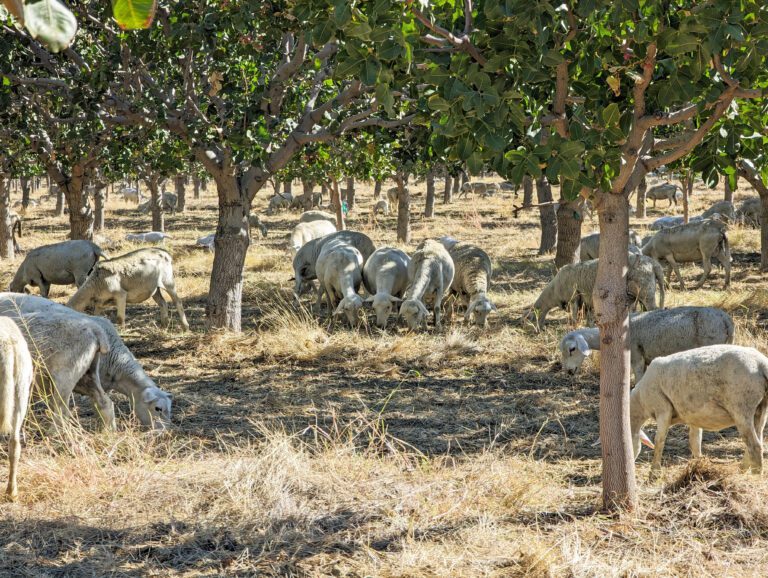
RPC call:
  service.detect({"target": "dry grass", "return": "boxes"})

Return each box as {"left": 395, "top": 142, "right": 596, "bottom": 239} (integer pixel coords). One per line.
{"left": 0, "top": 177, "right": 768, "bottom": 576}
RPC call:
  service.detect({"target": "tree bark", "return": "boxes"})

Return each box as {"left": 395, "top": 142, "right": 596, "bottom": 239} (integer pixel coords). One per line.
{"left": 522, "top": 175, "right": 533, "bottom": 208}
{"left": 635, "top": 177, "right": 647, "bottom": 219}
{"left": 54, "top": 184, "right": 65, "bottom": 216}
{"left": 452, "top": 175, "right": 460, "bottom": 200}
{"left": 374, "top": 180, "right": 382, "bottom": 200}
{"left": 737, "top": 163, "right": 768, "bottom": 271}
{"left": 345, "top": 177, "right": 355, "bottom": 210}
{"left": 94, "top": 186, "right": 105, "bottom": 231}
{"left": 50, "top": 163, "right": 94, "bottom": 240}
{"left": 681, "top": 173, "right": 692, "bottom": 224}
{"left": 424, "top": 170, "right": 436, "bottom": 218}
{"left": 20, "top": 177, "right": 31, "bottom": 210}
{"left": 536, "top": 176, "right": 557, "bottom": 254}
{"left": 396, "top": 174, "right": 410, "bottom": 243}
{"left": 175, "top": 175, "right": 187, "bottom": 212}
{"left": 0, "top": 174, "right": 15, "bottom": 260}
{"left": 461, "top": 171, "right": 468, "bottom": 186}
{"left": 145, "top": 175, "right": 165, "bottom": 232}
{"left": 302, "top": 179, "right": 314, "bottom": 196}
{"left": 193, "top": 176, "right": 201, "bottom": 199}
{"left": 331, "top": 179, "right": 345, "bottom": 231}
{"left": 554, "top": 198, "right": 583, "bottom": 269}
{"left": 724, "top": 176, "right": 734, "bottom": 202}
{"left": 593, "top": 192, "right": 637, "bottom": 512}
{"left": 283, "top": 180, "right": 292, "bottom": 196}
{"left": 443, "top": 175, "right": 452, "bottom": 204}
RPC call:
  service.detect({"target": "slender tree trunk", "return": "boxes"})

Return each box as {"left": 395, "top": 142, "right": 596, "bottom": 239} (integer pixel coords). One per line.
{"left": 145, "top": 175, "right": 165, "bottom": 232}
{"left": 724, "top": 177, "right": 734, "bottom": 202}
{"left": 737, "top": 163, "right": 768, "bottom": 271}
{"left": 54, "top": 184, "right": 65, "bottom": 216}
{"left": 94, "top": 186, "right": 105, "bottom": 231}
{"left": 302, "top": 179, "right": 313, "bottom": 196}
{"left": 636, "top": 177, "right": 647, "bottom": 219}
{"left": 193, "top": 176, "right": 201, "bottom": 199}
{"left": 283, "top": 180, "right": 292, "bottom": 196}
{"left": 396, "top": 174, "right": 410, "bottom": 243}
{"left": 332, "top": 180, "right": 345, "bottom": 231}
{"left": 536, "top": 177, "right": 557, "bottom": 254}
{"left": 443, "top": 175, "right": 452, "bottom": 204}
{"left": 681, "top": 174, "right": 691, "bottom": 224}
{"left": 554, "top": 198, "right": 583, "bottom": 269}
{"left": 424, "top": 171, "right": 436, "bottom": 218}
{"left": 594, "top": 192, "right": 637, "bottom": 512}
{"left": 0, "top": 175, "right": 15, "bottom": 259}
{"left": 321, "top": 183, "right": 328, "bottom": 204}
{"left": 50, "top": 164, "right": 94, "bottom": 240}
{"left": 175, "top": 175, "right": 186, "bottom": 212}
{"left": 461, "top": 171, "right": 468, "bottom": 186}
{"left": 452, "top": 175, "right": 460, "bottom": 200}
{"left": 374, "top": 180, "right": 382, "bottom": 200}
{"left": 345, "top": 177, "right": 355, "bottom": 210}
{"left": 522, "top": 175, "right": 533, "bottom": 208}
{"left": 20, "top": 177, "right": 30, "bottom": 210}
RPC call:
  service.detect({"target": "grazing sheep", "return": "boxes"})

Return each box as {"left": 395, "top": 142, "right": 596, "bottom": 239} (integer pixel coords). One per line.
{"left": 9, "top": 240, "right": 109, "bottom": 297}
{"left": 292, "top": 231, "right": 375, "bottom": 301}
{"left": 299, "top": 210, "right": 336, "bottom": 225}
{"left": 399, "top": 239, "right": 455, "bottom": 331}
{"left": 137, "top": 192, "right": 177, "bottom": 214}
{"left": 372, "top": 199, "right": 390, "bottom": 217}
{"left": 445, "top": 241, "right": 496, "bottom": 328}
{"left": 120, "top": 187, "right": 141, "bottom": 204}
{"left": 362, "top": 247, "right": 410, "bottom": 328}
{"left": 524, "top": 255, "right": 664, "bottom": 331}
{"left": 499, "top": 181, "right": 518, "bottom": 195}
{"left": 646, "top": 182, "right": 682, "bottom": 208}
{"left": 196, "top": 234, "right": 215, "bottom": 252}
{"left": 641, "top": 219, "right": 730, "bottom": 289}
{"left": 266, "top": 193, "right": 292, "bottom": 215}
{"left": 315, "top": 244, "right": 365, "bottom": 327}
{"left": 458, "top": 182, "right": 498, "bottom": 199}
{"left": 386, "top": 186, "right": 409, "bottom": 210}
{"left": 249, "top": 214, "right": 269, "bottom": 237}
{"left": 579, "top": 230, "right": 642, "bottom": 262}
{"left": 737, "top": 197, "right": 761, "bottom": 228}
{"left": 560, "top": 306, "right": 734, "bottom": 381}
{"left": 290, "top": 192, "right": 324, "bottom": 211}
{"left": 631, "top": 345, "right": 768, "bottom": 476}
{"left": 701, "top": 200, "right": 736, "bottom": 222}
{"left": 0, "top": 316, "right": 33, "bottom": 500}
{"left": 125, "top": 231, "right": 171, "bottom": 244}
{"left": 290, "top": 220, "right": 337, "bottom": 254}
{"left": 68, "top": 248, "right": 189, "bottom": 330}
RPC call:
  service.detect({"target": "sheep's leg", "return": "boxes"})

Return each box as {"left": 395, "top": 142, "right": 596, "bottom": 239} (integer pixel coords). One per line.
{"left": 694, "top": 249, "right": 712, "bottom": 289}
{"left": 717, "top": 244, "right": 731, "bottom": 288}
{"left": 162, "top": 283, "right": 190, "bottom": 331}
{"left": 630, "top": 349, "right": 645, "bottom": 383}
{"left": 688, "top": 427, "right": 703, "bottom": 458}
{"left": 650, "top": 409, "right": 673, "bottom": 479}
{"left": 153, "top": 290, "right": 170, "bottom": 327}
{"left": 433, "top": 281, "right": 445, "bottom": 330}
{"left": 114, "top": 290, "right": 128, "bottom": 326}
{"left": 5, "top": 426, "right": 21, "bottom": 501}
{"left": 665, "top": 255, "right": 685, "bottom": 290}
{"left": 735, "top": 417, "right": 763, "bottom": 474}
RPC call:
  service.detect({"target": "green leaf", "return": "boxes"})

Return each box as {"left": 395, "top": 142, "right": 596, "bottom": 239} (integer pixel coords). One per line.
{"left": 541, "top": 48, "right": 564, "bottom": 67}
{"left": 665, "top": 31, "right": 699, "bottom": 55}
{"left": 313, "top": 19, "right": 335, "bottom": 47}
{"left": 333, "top": 0, "right": 351, "bottom": 27}
{"left": 456, "top": 137, "right": 474, "bottom": 161}
{"left": 376, "top": 83, "right": 394, "bottom": 115}
{"left": 559, "top": 140, "right": 585, "bottom": 158}
{"left": 379, "top": 39, "right": 402, "bottom": 61}
{"left": 466, "top": 152, "right": 483, "bottom": 174}
{"left": 427, "top": 94, "right": 450, "bottom": 112}
{"left": 346, "top": 21, "right": 372, "bottom": 40}
{"left": 334, "top": 57, "right": 362, "bottom": 80}
{"left": 602, "top": 103, "right": 620, "bottom": 126}
{"left": 24, "top": 0, "right": 78, "bottom": 52}
{"left": 362, "top": 58, "right": 381, "bottom": 85}
{"left": 525, "top": 153, "right": 542, "bottom": 178}
{"left": 559, "top": 157, "right": 581, "bottom": 180}
{"left": 112, "top": 0, "right": 156, "bottom": 30}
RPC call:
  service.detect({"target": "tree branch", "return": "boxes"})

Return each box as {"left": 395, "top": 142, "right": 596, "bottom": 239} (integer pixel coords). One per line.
{"left": 408, "top": 0, "right": 487, "bottom": 66}
{"left": 261, "top": 33, "right": 309, "bottom": 123}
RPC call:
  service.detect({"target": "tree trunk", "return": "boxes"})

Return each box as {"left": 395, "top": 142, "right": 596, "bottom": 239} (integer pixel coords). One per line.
{"left": 636, "top": 177, "right": 647, "bottom": 219}
{"left": 536, "top": 176, "right": 557, "bottom": 254}
{"left": 522, "top": 175, "right": 533, "bottom": 208}
{"left": 193, "top": 176, "right": 201, "bottom": 199}
{"left": 452, "top": 175, "right": 460, "bottom": 200}
{"left": 681, "top": 174, "right": 691, "bottom": 224}
{"left": 424, "top": 171, "right": 436, "bottom": 218}
{"left": 0, "top": 175, "right": 15, "bottom": 259}
{"left": 94, "top": 187, "right": 105, "bottom": 231}
{"left": 554, "top": 198, "right": 583, "bottom": 269}
{"left": 207, "top": 178, "right": 251, "bottom": 331}
{"left": 724, "top": 176, "right": 734, "bottom": 202}
{"left": 332, "top": 180, "right": 345, "bottom": 231}
{"left": 54, "top": 184, "right": 65, "bottom": 216}
{"left": 443, "top": 175, "right": 452, "bottom": 204}
{"left": 345, "top": 177, "right": 355, "bottom": 210}
{"left": 461, "top": 171, "right": 468, "bottom": 186}
{"left": 374, "top": 180, "right": 382, "bottom": 200}
{"left": 396, "top": 174, "right": 410, "bottom": 243}
{"left": 145, "top": 175, "right": 165, "bottom": 232}
{"left": 302, "top": 179, "right": 314, "bottom": 196}
{"left": 283, "top": 180, "right": 292, "bottom": 196}
{"left": 20, "top": 177, "right": 31, "bottom": 210}
{"left": 737, "top": 163, "right": 768, "bottom": 271}
{"left": 51, "top": 164, "right": 94, "bottom": 240}
{"left": 175, "top": 175, "right": 186, "bottom": 212}
{"left": 594, "top": 192, "right": 637, "bottom": 512}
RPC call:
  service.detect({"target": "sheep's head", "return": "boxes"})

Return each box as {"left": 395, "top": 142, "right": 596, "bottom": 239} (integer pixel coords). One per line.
{"left": 465, "top": 294, "right": 496, "bottom": 327}
{"left": 334, "top": 295, "right": 364, "bottom": 327}
{"left": 135, "top": 386, "right": 172, "bottom": 431}
{"left": 559, "top": 332, "right": 592, "bottom": 375}
{"left": 365, "top": 293, "right": 401, "bottom": 328}
{"left": 399, "top": 299, "right": 429, "bottom": 331}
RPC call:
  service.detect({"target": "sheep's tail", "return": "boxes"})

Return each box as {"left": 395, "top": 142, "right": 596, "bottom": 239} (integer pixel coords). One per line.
{"left": 92, "top": 324, "right": 110, "bottom": 355}
{"left": 652, "top": 260, "right": 666, "bottom": 309}
{"left": 94, "top": 247, "right": 111, "bottom": 260}
{"left": 0, "top": 338, "right": 17, "bottom": 433}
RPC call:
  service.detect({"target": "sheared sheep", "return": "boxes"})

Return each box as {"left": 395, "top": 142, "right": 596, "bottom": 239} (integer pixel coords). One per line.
{"left": 701, "top": 200, "right": 736, "bottom": 222}
{"left": 646, "top": 182, "right": 682, "bottom": 208}
{"left": 560, "top": 306, "right": 734, "bottom": 381}
{"left": 249, "top": 214, "right": 269, "bottom": 237}
{"left": 299, "top": 210, "right": 336, "bottom": 225}
{"left": 9, "top": 240, "right": 109, "bottom": 297}
{"left": 290, "top": 220, "right": 337, "bottom": 254}
{"left": 579, "top": 230, "right": 643, "bottom": 262}
{"left": 399, "top": 239, "right": 454, "bottom": 331}
{"left": 737, "top": 197, "right": 761, "bottom": 228}
{"left": 445, "top": 241, "right": 496, "bottom": 328}
{"left": 631, "top": 345, "right": 768, "bottom": 476}
{"left": 316, "top": 243, "right": 364, "bottom": 327}
{"left": 372, "top": 199, "right": 390, "bottom": 217}
{"left": 125, "top": 231, "right": 171, "bottom": 244}
{"left": 266, "top": 192, "right": 292, "bottom": 215}
{"left": 362, "top": 247, "right": 410, "bottom": 328}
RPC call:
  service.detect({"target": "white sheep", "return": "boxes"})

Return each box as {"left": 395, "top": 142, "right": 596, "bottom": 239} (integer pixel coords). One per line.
{"left": 126, "top": 231, "right": 172, "bottom": 244}
{"left": 579, "top": 229, "right": 642, "bottom": 262}
{"left": 737, "top": 197, "right": 760, "bottom": 227}
{"left": 372, "top": 199, "right": 390, "bottom": 217}
{"left": 445, "top": 241, "right": 496, "bottom": 327}
{"left": 362, "top": 247, "right": 410, "bottom": 328}
{"left": 645, "top": 182, "right": 682, "bottom": 208}
{"left": 266, "top": 193, "right": 292, "bottom": 215}
{"left": 399, "top": 239, "right": 455, "bottom": 331}
{"left": 560, "top": 306, "right": 734, "bottom": 381}
{"left": 290, "top": 220, "right": 337, "bottom": 254}
{"left": 196, "top": 234, "right": 215, "bottom": 252}
{"left": 298, "top": 210, "right": 336, "bottom": 225}
{"left": 316, "top": 243, "right": 364, "bottom": 327}
{"left": 0, "top": 317, "right": 33, "bottom": 500}
{"left": 631, "top": 345, "right": 768, "bottom": 476}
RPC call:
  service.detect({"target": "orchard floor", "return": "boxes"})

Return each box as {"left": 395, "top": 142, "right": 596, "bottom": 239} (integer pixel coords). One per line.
{"left": 1, "top": 177, "right": 768, "bottom": 577}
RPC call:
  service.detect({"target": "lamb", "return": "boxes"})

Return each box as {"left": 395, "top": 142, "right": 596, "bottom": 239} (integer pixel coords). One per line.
{"left": 292, "top": 231, "right": 376, "bottom": 300}
{"left": 630, "top": 345, "right": 768, "bottom": 476}
{"left": 646, "top": 182, "right": 682, "bottom": 208}
{"left": 560, "top": 306, "right": 734, "bottom": 381}
{"left": 68, "top": 248, "right": 189, "bottom": 330}
{"left": 362, "top": 247, "right": 410, "bottom": 328}
{"left": 445, "top": 241, "right": 496, "bottom": 327}
{"left": 266, "top": 192, "right": 292, "bottom": 215}
{"left": 249, "top": 214, "right": 269, "bottom": 237}
{"left": 9, "top": 240, "right": 109, "bottom": 297}
{"left": 641, "top": 219, "right": 731, "bottom": 289}
{"left": 737, "top": 197, "right": 761, "bottom": 228}
{"left": 0, "top": 317, "right": 33, "bottom": 500}
{"left": 399, "top": 239, "right": 455, "bottom": 331}
{"left": 579, "top": 230, "right": 643, "bottom": 262}
{"left": 125, "top": 231, "right": 171, "bottom": 244}
{"left": 299, "top": 210, "right": 336, "bottom": 225}
{"left": 290, "top": 220, "right": 337, "bottom": 254}
{"left": 315, "top": 244, "right": 365, "bottom": 327}
{"left": 372, "top": 199, "right": 390, "bottom": 217}
{"left": 524, "top": 255, "right": 664, "bottom": 331}
{"left": 701, "top": 200, "right": 736, "bottom": 222}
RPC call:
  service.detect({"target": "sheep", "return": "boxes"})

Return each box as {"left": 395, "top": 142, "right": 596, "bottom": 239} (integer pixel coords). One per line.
{"left": 249, "top": 214, "right": 269, "bottom": 237}
{"left": 266, "top": 192, "right": 292, "bottom": 215}
{"left": 499, "top": 181, "right": 518, "bottom": 195}
{"left": 0, "top": 316, "right": 33, "bottom": 500}
{"left": 701, "top": 200, "right": 736, "bottom": 222}
{"left": 120, "top": 187, "right": 141, "bottom": 204}
{"left": 299, "top": 210, "right": 336, "bottom": 225}
{"left": 125, "top": 231, "right": 171, "bottom": 244}
{"left": 372, "top": 199, "right": 390, "bottom": 217}
{"left": 292, "top": 231, "right": 375, "bottom": 301}
{"left": 196, "top": 234, "right": 215, "bottom": 252}
{"left": 445, "top": 241, "right": 496, "bottom": 328}
{"left": 560, "top": 306, "right": 734, "bottom": 381}
{"left": 316, "top": 244, "right": 365, "bottom": 327}
{"left": 137, "top": 192, "right": 177, "bottom": 214}
{"left": 399, "top": 239, "right": 455, "bottom": 331}
{"left": 646, "top": 182, "right": 682, "bottom": 208}
{"left": 524, "top": 255, "right": 664, "bottom": 331}
{"left": 737, "top": 197, "right": 761, "bottom": 228}
{"left": 290, "top": 192, "right": 323, "bottom": 211}
{"left": 67, "top": 248, "right": 189, "bottom": 330}
{"left": 386, "top": 186, "right": 408, "bottom": 210}
{"left": 458, "top": 182, "right": 500, "bottom": 199}
{"left": 0, "top": 293, "right": 114, "bottom": 431}
{"left": 362, "top": 247, "right": 410, "bottom": 328}
{"left": 579, "top": 230, "right": 642, "bottom": 262}
{"left": 0, "top": 295, "right": 172, "bottom": 430}
{"left": 641, "top": 219, "right": 730, "bottom": 290}
{"left": 290, "top": 220, "right": 337, "bottom": 254}
{"left": 9, "top": 240, "right": 109, "bottom": 297}
{"left": 630, "top": 345, "right": 768, "bottom": 476}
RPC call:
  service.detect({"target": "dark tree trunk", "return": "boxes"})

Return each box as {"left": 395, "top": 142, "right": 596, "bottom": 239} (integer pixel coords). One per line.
{"left": 594, "top": 192, "right": 637, "bottom": 512}
{"left": 374, "top": 180, "right": 382, "bottom": 200}
{"left": 424, "top": 171, "right": 436, "bottom": 218}
{"left": 302, "top": 179, "right": 314, "bottom": 196}
{"left": 332, "top": 180, "right": 345, "bottom": 231}
{"left": 50, "top": 164, "right": 94, "bottom": 240}
{"left": 396, "top": 174, "right": 410, "bottom": 243}
{"left": 94, "top": 186, "right": 105, "bottom": 231}
{"left": 193, "top": 176, "right": 201, "bottom": 199}
{"left": 443, "top": 175, "right": 452, "bottom": 204}
{"left": 145, "top": 175, "right": 165, "bottom": 232}
{"left": 345, "top": 177, "right": 355, "bottom": 210}
{"left": 681, "top": 173, "right": 692, "bottom": 224}
{"left": 461, "top": 171, "right": 468, "bottom": 186}
{"left": 175, "top": 175, "right": 186, "bottom": 212}
{"left": 283, "top": 180, "right": 292, "bottom": 196}
{"left": 536, "top": 177, "right": 557, "bottom": 254}
{"left": 207, "top": 177, "right": 251, "bottom": 331}
{"left": 0, "top": 175, "right": 15, "bottom": 259}
{"left": 20, "top": 177, "right": 31, "bottom": 210}
{"left": 522, "top": 175, "right": 533, "bottom": 208}
{"left": 554, "top": 198, "right": 583, "bottom": 269}
{"left": 452, "top": 175, "right": 460, "bottom": 200}
{"left": 724, "top": 176, "right": 734, "bottom": 202}
{"left": 636, "top": 177, "right": 647, "bottom": 219}
{"left": 54, "top": 185, "right": 65, "bottom": 216}
{"left": 737, "top": 164, "right": 768, "bottom": 271}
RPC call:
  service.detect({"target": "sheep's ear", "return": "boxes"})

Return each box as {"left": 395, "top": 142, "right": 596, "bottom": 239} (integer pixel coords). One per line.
{"left": 142, "top": 388, "right": 158, "bottom": 403}
{"left": 575, "top": 334, "right": 592, "bottom": 356}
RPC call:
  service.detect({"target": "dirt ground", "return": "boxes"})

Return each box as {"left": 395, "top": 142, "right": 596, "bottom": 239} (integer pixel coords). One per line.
{"left": 1, "top": 176, "right": 768, "bottom": 577}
